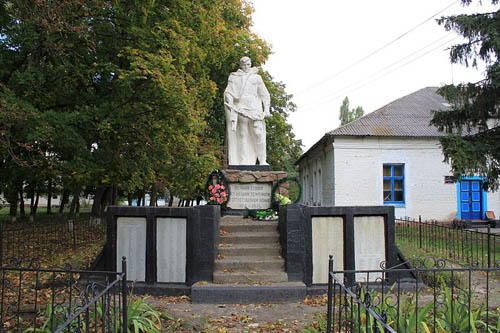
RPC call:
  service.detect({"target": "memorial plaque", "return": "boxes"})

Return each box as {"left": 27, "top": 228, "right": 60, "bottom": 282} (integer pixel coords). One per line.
{"left": 227, "top": 182, "right": 272, "bottom": 209}
{"left": 117, "top": 217, "right": 146, "bottom": 282}
{"left": 354, "top": 216, "right": 385, "bottom": 282}
{"left": 157, "top": 217, "right": 187, "bottom": 283}
{"left": 312, "top": 217, "right": 344, "bottom": 283}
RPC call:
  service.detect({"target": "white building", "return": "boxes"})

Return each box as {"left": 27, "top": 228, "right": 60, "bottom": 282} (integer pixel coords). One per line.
{"left": 296, "top": 87, "right": 500, "bottom": 221}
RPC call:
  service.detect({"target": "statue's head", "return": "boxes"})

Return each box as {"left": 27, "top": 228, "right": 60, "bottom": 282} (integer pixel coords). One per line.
{"left": 239, "top": 56, "right": 251, "bottom": 72}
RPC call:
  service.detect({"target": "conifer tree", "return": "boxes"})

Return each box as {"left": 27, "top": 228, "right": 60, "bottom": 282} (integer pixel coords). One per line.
{"left": 431, "top": 0, "right": 500, "bottom": 190}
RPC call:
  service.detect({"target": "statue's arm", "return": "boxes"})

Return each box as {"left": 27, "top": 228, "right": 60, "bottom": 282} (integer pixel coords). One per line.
{"left": 224, "top": 84, "right": 238, "bottom": 131}
{"left": 257, "top": 76, "right": 271, "bottom": 117}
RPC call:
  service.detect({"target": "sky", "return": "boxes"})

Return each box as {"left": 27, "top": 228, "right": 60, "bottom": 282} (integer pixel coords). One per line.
{"left": 250, "top": 0, "right": 499, "bottom": 151}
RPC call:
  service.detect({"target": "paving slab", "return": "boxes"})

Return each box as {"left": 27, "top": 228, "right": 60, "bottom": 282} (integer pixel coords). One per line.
{"left": 191, "top": 281, "right": 306, "bottom": 303}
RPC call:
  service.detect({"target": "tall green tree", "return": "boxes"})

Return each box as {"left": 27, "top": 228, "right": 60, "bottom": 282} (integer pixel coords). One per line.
{"left": 0, "top": 0, "right": 301, "bottom": 218}
{"left": 262, "top": 71, "right": 302, "bottom": 175}
{"left": 339, "top": 96, "right": 365, "bottom": 125}
{"left": 431, "top": 0, "right": 500, "bottom": 190}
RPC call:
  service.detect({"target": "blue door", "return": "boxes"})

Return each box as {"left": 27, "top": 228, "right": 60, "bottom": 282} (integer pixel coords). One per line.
{"left": 460, "top": 180, "right": 482, "bottom": 220}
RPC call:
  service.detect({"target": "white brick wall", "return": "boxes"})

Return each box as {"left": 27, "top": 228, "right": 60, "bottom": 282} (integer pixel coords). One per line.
{"left": 322, "top": 141, "right": 335, "bottom": 206}
{"left": 298, "top": 138, "right": 336, "bottom": 206}
{"left": 300, "top": 136, "right": 500, "bottom": 221}
{"left": 333, "top": 136, "right": 499, "bottom": 221}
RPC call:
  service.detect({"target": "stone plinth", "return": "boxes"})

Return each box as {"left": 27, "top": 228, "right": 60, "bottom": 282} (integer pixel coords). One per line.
{"left": 224, "top": 170, "right": 287, "bottom": 210}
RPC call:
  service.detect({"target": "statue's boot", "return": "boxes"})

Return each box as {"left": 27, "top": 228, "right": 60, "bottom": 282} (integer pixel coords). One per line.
{"left": 256, "top": 142, "right": 268, "bottom": 165}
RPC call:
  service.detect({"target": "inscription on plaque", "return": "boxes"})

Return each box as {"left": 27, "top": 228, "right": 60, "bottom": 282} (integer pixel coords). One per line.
{"left": 227, "top": 183, "right": 272, "bottom": 209}
{"left": 117, "top": 217, "right": 146, "bottom": 282}
{"left": 354, "top": 216, "right": 385, "bottom": 282}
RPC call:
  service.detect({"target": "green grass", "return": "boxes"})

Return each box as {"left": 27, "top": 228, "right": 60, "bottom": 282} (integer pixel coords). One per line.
{"left": 0, "top": 206, "right": 92, "bottom": 224}
{"left": 395, "top": 225, "right": 500, "bottom": 268}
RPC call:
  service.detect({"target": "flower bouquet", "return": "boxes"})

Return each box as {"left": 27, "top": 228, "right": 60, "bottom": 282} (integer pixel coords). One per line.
{"left": 275, "top": 193, "right": 292, "bottom": 205}
{"left": 207, "top": 183, "right": 228, "bottom": 205}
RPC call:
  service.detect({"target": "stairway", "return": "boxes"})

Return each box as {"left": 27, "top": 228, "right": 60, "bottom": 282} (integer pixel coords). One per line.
{"left": 214, "top": 215, "right": 288, "bottom": 284}
{"left": 191, "top": 215, "right": 306, "bottom": 303}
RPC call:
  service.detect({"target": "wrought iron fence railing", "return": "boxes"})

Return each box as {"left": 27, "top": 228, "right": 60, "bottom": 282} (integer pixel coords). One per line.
{"left": 395, "top": 217, "right": 500, "bottom": 268}
{"left": 326, "top": 255, "right": 500, "bottom": 333}
{"left": 0, "top": 257, "right": 127, "bottom": 332}
{"left": 0, "top": 216, "right": 106, "bottom": 266}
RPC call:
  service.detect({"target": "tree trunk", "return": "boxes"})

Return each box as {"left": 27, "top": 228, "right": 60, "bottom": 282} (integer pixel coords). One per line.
{"left": 47, "top": 179, "right": 52, "bottom": 214}
{"left": 137, "top": 191, "right": 143, "bottom": 206}
{"left": 69, "top": 186, "right": 80, "bottom": 215}
{"left": 111, "top": 185, "right": 117, "bottom": 206}
{"left": 19, "top": 186, "right": 25, "bottom": 218}
{"left": 91, "top": 186, "right": 107, "bottom": 218}
{"left": 30, "top": 189, "right": 39, "bottom": 222}
{"left": 76, "top": 199, "right": 80, "bottom": 217}
{"left": 59, "top": 189, "right": 70, "bottom": 215}
{"left": 168, "top": 194, "right": 174, "bottom": 207}
{"left": 100, "top": 186, "right": 111, "bottom": 218}
{"left": 149, "top": 184, "right": 157, "bottom": 207}
{"left": 8, "top": 190, "right": 18, "bottom": 223}
{"left": 29, "top": 187, "right": 35, "bottom": 214}
{"left": 127, "top": 193, "right": 133, "bottom": 206}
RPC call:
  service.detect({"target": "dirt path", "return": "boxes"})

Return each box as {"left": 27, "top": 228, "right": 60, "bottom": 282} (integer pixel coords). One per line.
{"left": 141, "top": 260, "right": 500, "bottom": 332}
{"left": 146, "top": 295, "right": 328, "bottom": 332}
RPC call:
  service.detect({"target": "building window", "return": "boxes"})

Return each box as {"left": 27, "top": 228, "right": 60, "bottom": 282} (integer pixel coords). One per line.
{"left": 383, "top": 164, "right": 404, "bottom": 204}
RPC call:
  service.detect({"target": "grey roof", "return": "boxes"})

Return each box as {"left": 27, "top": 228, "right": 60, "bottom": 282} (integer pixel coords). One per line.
{"left": 296, "top": 87, "right": 451, "bottom": 165}
{"left": 327, "top": 87, "right": 449, "bottom": 137}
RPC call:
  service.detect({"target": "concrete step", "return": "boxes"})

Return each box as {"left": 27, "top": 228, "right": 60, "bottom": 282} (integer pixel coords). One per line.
{"left": 218, "top": 243, "right": 281, "bottom": 257}
{"left": 220, "top": 215, "right": 248, "bottom": 222}
{"left": 191, "top": 282, "right": 305, "bottom": 304}
{"left": 215, "top": 256, "right": 284, "bottom": 271}
{"left": 213, "top": 270, "right": 289, "bottom": 284}
{"left": 220, "top": 220, "right": 278, "bottom": 233}
{"left": 219, "top": 232, "right": 279, "bottom": 245}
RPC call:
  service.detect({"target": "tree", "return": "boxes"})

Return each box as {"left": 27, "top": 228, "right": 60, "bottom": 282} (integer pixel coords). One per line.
{"left": 338, "top": 97, "right": 365, "bottom": 125}
{"left": 0, "top": 0, "right": 301, "bottom": 219}
{"left": 262, "top": 71, "right": 303, "bottom": 175}
{"left": 431, "top": 0, "right": 500, "bottom": 190}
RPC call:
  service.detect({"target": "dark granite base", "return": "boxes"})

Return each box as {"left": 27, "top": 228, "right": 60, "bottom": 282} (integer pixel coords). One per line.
{"left": 127, "top": 283, "right": 191, "bottom": 296}
{"left": 191, "top": 282, "right": 306, "bottom": 304}
{"left": 228, "top": 165, "right": 270, "bottom": 171}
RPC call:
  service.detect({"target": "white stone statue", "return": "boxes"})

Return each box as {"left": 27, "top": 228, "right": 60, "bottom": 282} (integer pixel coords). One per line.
{"left": 224, "top": 56, "right": 271, "bottom": 165}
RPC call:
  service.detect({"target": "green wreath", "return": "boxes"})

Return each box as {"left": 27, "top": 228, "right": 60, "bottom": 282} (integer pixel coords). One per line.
{"left": 271, "top": 177, "right": 302, "bottom": 210}
{"left": 205, "top": 170, "right": 230, "bottom": 208}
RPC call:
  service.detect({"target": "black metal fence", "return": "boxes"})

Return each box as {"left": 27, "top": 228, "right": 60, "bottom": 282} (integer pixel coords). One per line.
{"left": 0, "top": 257, "right": 127, "bottom": 332}
{"left": 0, "top": 216, "right": 106, "bottom": 266}
{"left": 326, "top": 256, "right": 500, "bottom": 332}
{"left": 396, "top": 217, "right": 500, "bottom": 268}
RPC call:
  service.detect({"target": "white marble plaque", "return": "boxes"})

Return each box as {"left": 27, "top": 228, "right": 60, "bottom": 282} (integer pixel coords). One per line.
{"left": 156, "top": 218, "right": 187, "bottom": 283}
{"left": 227, "top": 183, "right": 272, "bottom": 209}
{"left": 354, "top": 216, "right": 385, "bottom": 282}
{"left": 312, "top": 217, "right": 344, "bottom": 283}
{"left": 117, "top": 217, "right": 146, "bottom": 282}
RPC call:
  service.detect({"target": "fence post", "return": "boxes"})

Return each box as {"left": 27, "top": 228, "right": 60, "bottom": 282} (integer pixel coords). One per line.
{"left": 327, "top": 255, "right": 333, "bottom": 333}
{"left": 72, "top": 221, "right": 76, "bottom": 250}
{"left": 381, "top": 310, "right": 388, "bottom": 333}
{"left": 0, "top": 221, "right": 3, "bottom": 267}
{"left": 419, "top": 215, "right": 422, "bottom": 249}
{"left": 121, "top": 257, "right": 128, "bottom": 333}
{"left": 487, "top": 225, "right": 491, "bottom": 268}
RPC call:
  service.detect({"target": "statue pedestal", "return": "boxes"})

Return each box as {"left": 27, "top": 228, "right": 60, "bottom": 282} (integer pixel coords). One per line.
{"left": 224, "top": 170, "right": 287, "bottom": 211}
{"left": 227, "top": 165, "right": 270, "bottom": 172}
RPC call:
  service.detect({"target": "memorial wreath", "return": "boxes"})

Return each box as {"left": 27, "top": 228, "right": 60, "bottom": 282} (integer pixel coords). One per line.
{"left": 205, "top": 170, "right": 230, "bottom": 206}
